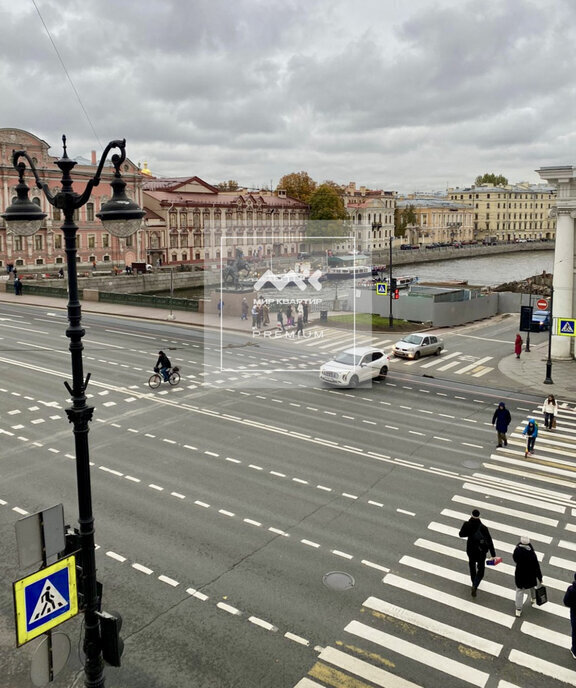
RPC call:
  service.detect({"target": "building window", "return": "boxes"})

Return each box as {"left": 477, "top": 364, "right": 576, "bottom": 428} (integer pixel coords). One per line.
{"left": 170, "top": 232, "right": 178, "bottom": 248}
{"left": 53, "top": 208, "right": 61, "bottom": 221}
{"left": 88, "top": 235, "right": 96, "bottom": 249}
{"left": 55, "top": 256, "right": 64, "bottom": 264}
{"left": 125, "top": 235, "right": 133, "bottom": 247}
{"left": 103, "top": 255, "right": 111, "bottom": 262}
{"left": 34, "top": 235, "right": 43, "bottom": 251}
{"left": 54, "top": 234, "right": 62, "bottom": 249}
{"left": 14, "top": 237, "right": 23, "bottom": 251}
{"left": 36, "top": 258, "right": 44, "bottom": 265}
{"left": 87, "top": 203, "right": 94, "bottom": 221}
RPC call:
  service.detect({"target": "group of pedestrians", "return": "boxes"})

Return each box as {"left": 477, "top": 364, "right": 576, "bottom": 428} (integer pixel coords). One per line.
{"left": 458, "top": 392, "right": 576, "bottom": 658}
{"left": 459, "top": 507, "right": 576, "bottom": 659}
{"left": 491, "top": 394, "right": 558, "bottom": 454}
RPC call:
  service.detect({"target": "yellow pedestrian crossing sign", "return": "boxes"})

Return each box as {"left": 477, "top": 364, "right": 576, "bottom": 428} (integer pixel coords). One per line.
{"left": 375, "top": 282, "right": 388, "bottom": 295}
{"left": 557, "top": 318, "right": 576, "bottom": 336}
{"left": 13, "top": 555, "right": 78, "bottom": 646}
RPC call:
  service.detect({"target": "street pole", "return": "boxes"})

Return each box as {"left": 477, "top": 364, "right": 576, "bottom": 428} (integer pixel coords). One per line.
{"left": 525, "top": 283, "right": 532, "bottom": 352}
{"left": 2, "top": 136, "right": 144, "bottom": 687}
{"left": 544, "top": 286, "right": 554, "bottom": 384}
{"left": 388, "top": 235, "right": 393, "bottom": 328}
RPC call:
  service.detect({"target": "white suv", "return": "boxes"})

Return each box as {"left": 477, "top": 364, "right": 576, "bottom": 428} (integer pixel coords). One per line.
{"left": 319, "top": 346, "right": 390, "bottom": 388}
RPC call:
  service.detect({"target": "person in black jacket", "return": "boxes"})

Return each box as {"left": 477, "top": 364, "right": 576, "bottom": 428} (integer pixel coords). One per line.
{"left": 459, "top": 509, "right": 496, "bottom": 597}
{"left": 564, "top": 573, "right": 576, "bottom": 660}
{"left": 155, "top": 350, "right": 171, "bottom": 381}
{"left": 513, "top": 536, "right": 543, "bottom": 617}
{"left": 492, "top": 401, "right": 512, "bottom": 448}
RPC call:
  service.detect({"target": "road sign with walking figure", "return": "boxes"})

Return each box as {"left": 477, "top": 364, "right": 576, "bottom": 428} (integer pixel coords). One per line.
{"left": 13, "top": 555, "right": 78, "bottom": 646}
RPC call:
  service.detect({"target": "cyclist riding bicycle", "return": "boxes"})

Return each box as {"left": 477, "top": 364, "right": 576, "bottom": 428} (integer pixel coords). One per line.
{"left": 155, "top": 350, "right": 171, "bottom": 382}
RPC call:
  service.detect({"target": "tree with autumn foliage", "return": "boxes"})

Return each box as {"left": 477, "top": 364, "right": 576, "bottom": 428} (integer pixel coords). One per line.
{"left": 276, "top": 171, "right": 317, "bottom": 203}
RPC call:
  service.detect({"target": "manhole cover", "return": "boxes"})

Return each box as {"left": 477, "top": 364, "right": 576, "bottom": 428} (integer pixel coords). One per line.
{"left": 323, "top": 571, "right": 355, "bottom": 591}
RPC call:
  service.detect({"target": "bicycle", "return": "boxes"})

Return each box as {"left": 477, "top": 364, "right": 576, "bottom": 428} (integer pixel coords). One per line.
{"left": 148, "top": 366, "right": 181, "bottom": 389}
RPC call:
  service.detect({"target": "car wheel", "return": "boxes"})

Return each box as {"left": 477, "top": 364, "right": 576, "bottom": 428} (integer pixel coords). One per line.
{"left": 378, "top": 365, "right": 388, "bottom": 379}
{"left": 349, "top": 375, "right": 359, "bottom": 388}
{"left": 434, "top": 348, "right": 442, "bottom": 356}
{"left": 414, "top": 351, "right": 420, "bottom": 360}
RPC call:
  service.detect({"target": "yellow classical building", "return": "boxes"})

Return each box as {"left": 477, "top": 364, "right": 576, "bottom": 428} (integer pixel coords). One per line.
{"left": 447, "top": 183, "right": 556, "bottom": 242}
{"left": 396, "top": 198, "right": 474, "bottom": 246}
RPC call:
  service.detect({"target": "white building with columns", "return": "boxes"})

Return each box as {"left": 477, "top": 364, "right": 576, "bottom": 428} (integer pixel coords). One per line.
{"left": 536, "top": 166, "right": 575, "bottom": 360}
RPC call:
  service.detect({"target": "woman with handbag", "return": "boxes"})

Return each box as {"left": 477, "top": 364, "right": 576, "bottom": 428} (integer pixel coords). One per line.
{"left": 542, "top": 394, "right": 558, "bottom": 431}
{"left": 513, "top": 535, "right": 543, "bottom": 617}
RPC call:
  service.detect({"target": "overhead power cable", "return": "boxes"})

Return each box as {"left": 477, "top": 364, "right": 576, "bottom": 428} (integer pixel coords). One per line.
{"left": 31, "top": 0, "right": 102, "bottom": 149}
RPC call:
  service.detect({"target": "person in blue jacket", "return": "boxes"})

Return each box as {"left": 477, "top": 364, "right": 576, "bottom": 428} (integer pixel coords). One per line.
{"left": 522, "top": 418, "right": 538, "bottom": 456}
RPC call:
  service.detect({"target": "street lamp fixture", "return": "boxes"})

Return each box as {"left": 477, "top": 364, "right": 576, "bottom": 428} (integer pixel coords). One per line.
{"left": 2, "top": 135, "right": 145, "bottom": 688}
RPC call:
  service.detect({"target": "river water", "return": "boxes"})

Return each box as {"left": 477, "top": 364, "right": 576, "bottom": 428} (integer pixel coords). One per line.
{"left": 407, "top": 250, "right": 553, "bottom": 287}
{"left": 160, "top": 250, "right": 553, "bottom": 301}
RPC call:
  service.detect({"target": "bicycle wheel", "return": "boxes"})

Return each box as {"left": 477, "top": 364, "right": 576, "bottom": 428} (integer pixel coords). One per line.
{"left": 168, "top": 371, "right": 180, "bottom": 386}
{"left": 148, "top": 374, "right": 162, "bottom": 389}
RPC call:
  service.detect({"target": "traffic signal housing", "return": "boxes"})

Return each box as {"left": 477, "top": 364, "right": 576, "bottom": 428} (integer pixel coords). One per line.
{"left": 392, "top": 289, "right": 400, "bottom": 300}
{"left": 99, "top": 610, "right": 124, "bottom": 667}
{"left": 519, "top": 305, "right": 533, "bottom": 332}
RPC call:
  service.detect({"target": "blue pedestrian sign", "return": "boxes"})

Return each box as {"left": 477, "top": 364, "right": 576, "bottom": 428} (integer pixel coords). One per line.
{"left": 375, "top": 282, "right": 388, "bottom": 295}
{"left": 557, "top": 318, "right": 576, "bottom": 336}
{"left": 13, "top": 555, "right": 78, "bottom": 646}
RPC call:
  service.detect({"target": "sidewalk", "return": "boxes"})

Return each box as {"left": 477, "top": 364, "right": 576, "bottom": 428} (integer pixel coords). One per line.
{"left": 1, "top": 290, "right": 575, "bottom": 401}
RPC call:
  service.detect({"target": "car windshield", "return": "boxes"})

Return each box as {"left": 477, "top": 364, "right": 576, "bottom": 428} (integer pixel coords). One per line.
{"left": 402, "top": 335, "right": 423, "bottom": 345}
{"left": 333, "top": 352, "right": 360, "bottom": 366}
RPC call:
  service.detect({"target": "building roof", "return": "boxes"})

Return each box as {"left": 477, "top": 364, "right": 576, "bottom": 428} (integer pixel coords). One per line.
{"left": 396, "top": 198, "right": 472, "bottom": 210}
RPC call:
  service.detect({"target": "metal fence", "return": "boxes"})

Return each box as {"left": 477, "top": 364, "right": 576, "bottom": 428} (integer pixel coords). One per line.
{"left": 98, "top": 291, "right": 200, "bottom": 312}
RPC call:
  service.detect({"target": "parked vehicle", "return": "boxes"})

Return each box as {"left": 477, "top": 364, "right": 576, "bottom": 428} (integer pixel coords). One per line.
{"left": 530, "top": 310, "right": 550, "bottom": 332}
{"left": 393, "top": 333, "right": 444, "bottom": 359}
{"left": 319, "top": 346, "right": 391, "bottom": 388}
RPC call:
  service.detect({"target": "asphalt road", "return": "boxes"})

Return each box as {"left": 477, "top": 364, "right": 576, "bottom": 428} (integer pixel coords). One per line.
{"left": 0, "top": 304, "right": 574, "bottom": 688}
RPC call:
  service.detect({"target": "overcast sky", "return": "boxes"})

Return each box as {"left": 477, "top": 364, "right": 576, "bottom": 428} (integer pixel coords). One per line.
{"left": 1, "top": 0, "right": 575, "bottom": 193}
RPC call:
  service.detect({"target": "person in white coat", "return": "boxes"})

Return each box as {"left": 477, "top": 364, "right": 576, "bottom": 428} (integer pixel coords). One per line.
{"left": 542, "top": 394, "right": 558, "bottom": 431}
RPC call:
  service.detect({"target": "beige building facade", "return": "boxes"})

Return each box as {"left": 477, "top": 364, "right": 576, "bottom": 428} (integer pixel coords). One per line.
{"left": 396, "top": 198, "right": 474, "bottom": 246}
{"left": 447, "top": 183, "right": 556, "bottom": 241}
{"left": 142, "top": 177, "right": 308, "bottom": 266}
{"left": 344, "top": 182, "right": 396, "bottom": 252}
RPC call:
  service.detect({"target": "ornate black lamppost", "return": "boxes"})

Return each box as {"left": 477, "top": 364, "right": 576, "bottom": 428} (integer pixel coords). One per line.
{"left": 2, "top": 136, "right": 144, "bottom": 687}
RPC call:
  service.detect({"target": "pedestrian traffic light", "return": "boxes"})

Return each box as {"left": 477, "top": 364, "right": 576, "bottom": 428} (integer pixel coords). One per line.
{"left": 390, "top": 278, "right": 397, "bottom": 291}
{"left": 519, "top": 305, "right": 533, "bottom": 332}
{"left": 393, "top": 289, "right": 400, "bottom": 300}
{"left": 99, "top": 610, "right": 124, "bottom": 666}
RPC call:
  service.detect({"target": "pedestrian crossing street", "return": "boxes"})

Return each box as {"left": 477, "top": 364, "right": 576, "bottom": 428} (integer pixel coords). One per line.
{"left": 279, "top": 324, "right": 496, "bottom": 378}
{"left": 294, "top": 404, "right": 576, "bottom": 688}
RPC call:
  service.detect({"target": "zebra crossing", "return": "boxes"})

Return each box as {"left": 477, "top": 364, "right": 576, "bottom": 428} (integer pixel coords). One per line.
{"left": 294, "top": 404, "right": 576, "bottom": 688}
{"left": 282, "top": 324, "right": 495, "bottom": 378}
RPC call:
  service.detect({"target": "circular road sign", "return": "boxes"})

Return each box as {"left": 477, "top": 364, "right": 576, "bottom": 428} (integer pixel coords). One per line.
{"left": 536, "top": 299, "right": 548, "bottom": 310}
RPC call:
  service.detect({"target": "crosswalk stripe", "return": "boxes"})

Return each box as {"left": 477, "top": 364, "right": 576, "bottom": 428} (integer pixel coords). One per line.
{"left": 293, "top": 679, "right": 324, "bottom": 688}
{"left": 489, "top": 450, "right": 576, "bottom": 474}
{"left": 454, "top": 356, "right": 494, "bottom": 374}
{"left": 472, "top": 366, "right": 493, "bottom": 377}
{"left": 383, "top": 573, "right": 514, "bottom": 627}
{"left": 363, "top": 596, "right": 502, "bottom": 656}
{"left": 550, "top": 555, "right": 576, "bottom": 572}
{"left": 451, "top": 495, "right": 560, "bottom": 527}
{"left": 498, "top": 682, "right": 523, "bottom": 688}
{"left": 483, "top": 462, "right": 576, "bottom": 489}
{"left": 400, "top": 555, "right": 515, "bottom": 601}
{"left": 317, "top": 645, "right": 422, "bottom": 688}
{"left": 427, "top": 522, "right": 541, "bottom": 559}
{"left": 521, "top": 620, "right": 570, "bottom": 648}
{"left": 509, "top": 649, "right": 576, "bottom": 686}
{"left": 440, "top": 508, "right": 553, "bottom": 544}
{"left": 345, "top": 620, "right": 490, "bottom": 687}
{"left": 420, "top": 351, "right": 461, "bottom": 368}
{"left": 462, "top": 482, "right": 567, "bottom": 512}
{"left": 414, "top": 537, "right": 568, "bottom": 592}
{"left": 436, "top": 360, "right": 462, "bottom": 371}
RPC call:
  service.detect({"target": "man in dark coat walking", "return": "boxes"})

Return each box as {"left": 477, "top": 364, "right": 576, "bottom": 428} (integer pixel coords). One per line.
{"left": 492, "top": 401, "right": 512, "bottom": 448}
{"left": 459, "top": 509, "right": 496, "bottom": 597}
{"left": 564, "top": 573, "right": 576, "bottom": 660}
{"left": 513, "top": 536, "right": 543, "bottom": 616}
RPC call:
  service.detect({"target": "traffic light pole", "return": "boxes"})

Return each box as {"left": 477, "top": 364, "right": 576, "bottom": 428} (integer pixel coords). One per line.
{"left": 544, "top": 286, "right": 554, "bottom": 384}
{"left": 388, "top": 237, "right": 393, "bottom": 328}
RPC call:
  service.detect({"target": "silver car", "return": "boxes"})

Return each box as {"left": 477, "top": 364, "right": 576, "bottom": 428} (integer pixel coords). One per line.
{"left": 393, "top": 333, "right": 444, "bottom": 360}
{"left": 319, "top": 346, "right": 391, "bottom": 388}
